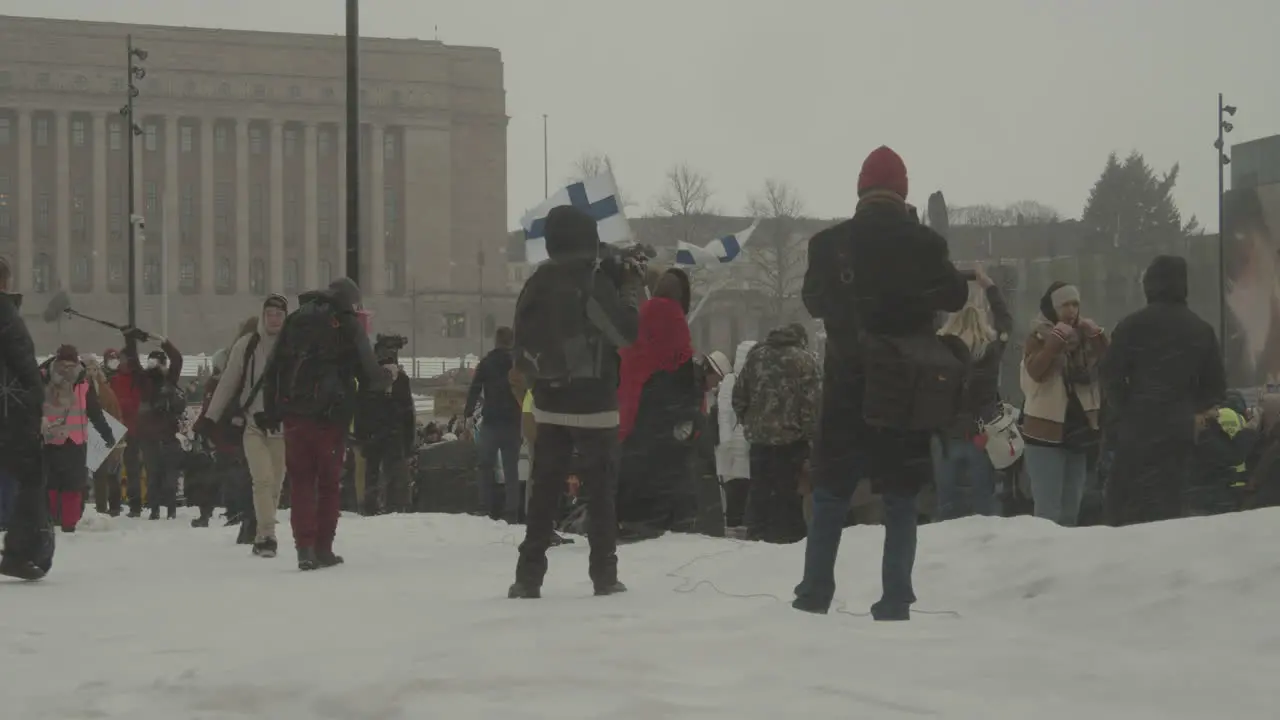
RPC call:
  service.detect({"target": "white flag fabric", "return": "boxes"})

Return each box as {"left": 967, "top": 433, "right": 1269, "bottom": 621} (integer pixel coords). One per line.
{"left": 673, "top": 221, "right": 759, "bottom": 267}
{"left": 521, "top": 171, "right": 632, "bottom": 264}
{"left": 85, "top": 414, "right": 126, "bottom": 472}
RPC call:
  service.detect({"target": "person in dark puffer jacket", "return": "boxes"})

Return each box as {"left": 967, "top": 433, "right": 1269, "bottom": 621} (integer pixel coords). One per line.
{"left": 465, "top": 326, "right": 524, "bottom": 522}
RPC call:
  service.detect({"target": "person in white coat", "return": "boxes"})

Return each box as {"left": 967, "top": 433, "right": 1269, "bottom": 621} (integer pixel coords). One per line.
{"left": 716, "top": 341, "right": 756, "bottom": 536}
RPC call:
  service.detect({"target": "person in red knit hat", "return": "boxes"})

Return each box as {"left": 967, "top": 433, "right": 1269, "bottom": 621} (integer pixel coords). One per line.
{"left": 795, "top": 145, "right": 969, "bottom": 621}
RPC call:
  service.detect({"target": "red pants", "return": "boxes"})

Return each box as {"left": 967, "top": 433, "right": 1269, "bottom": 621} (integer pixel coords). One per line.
{"left": 284, "top": 416, "right": 346, "bottom": 552}
{"left": 48, "top": 490, "right": 82, "bottom": 530}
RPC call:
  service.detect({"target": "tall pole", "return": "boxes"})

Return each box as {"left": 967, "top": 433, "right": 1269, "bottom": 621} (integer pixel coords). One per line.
{"left": 125, "top": 34, "right": 138, "bottom": 327}
{"left": 410, "top": 278, "right": 417, "bottom": 378}
{"left": 542, "top": 114, "right": 548, "bottom": 197}
{"left": 1218, "top": 92, "right": 1225, "bottom": 349}
{"left": 477, "top": 250, "right": 485, "bottom": 358}
{"left": 345, "top": 0, "right": 361, "bottom": 287}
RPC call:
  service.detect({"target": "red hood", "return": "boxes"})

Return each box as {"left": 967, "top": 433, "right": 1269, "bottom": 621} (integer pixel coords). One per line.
{"left": 617, "top": 297, "right": 693, "bottom": 441}
{"left": 109, "top": 367, "right": 142, "bottom": 430}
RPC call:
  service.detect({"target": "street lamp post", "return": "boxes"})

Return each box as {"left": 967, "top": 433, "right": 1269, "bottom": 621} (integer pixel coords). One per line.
{"left": 1216, "top": 94, "right": 1237, "bottom": 350}
{"left": 345, "top": 0, "right": 361, "bottom": 286}
{"left": 121, "top": 35, "right": 147, "bottom": 327}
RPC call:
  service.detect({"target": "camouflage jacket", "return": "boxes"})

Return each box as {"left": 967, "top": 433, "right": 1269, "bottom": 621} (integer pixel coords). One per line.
{"left": 731, "top": 325, "right": 820, "bottom": 446}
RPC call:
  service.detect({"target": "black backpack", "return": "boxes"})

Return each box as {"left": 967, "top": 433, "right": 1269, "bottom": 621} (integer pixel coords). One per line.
{"left": 512, "top": 260, "right": 610, "bottom": 384}
{"left": 273, "top": 298, "right": 349, "bottom": 418}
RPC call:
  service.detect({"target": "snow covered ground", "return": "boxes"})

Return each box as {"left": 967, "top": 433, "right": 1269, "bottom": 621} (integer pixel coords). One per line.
{"left": 3, "top": 509, "right": 1278, "bottom": 719}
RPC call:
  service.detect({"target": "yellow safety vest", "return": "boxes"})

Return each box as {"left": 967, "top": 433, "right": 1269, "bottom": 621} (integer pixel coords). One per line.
{"left": 1216, "top": 408, "right": 1247, "bottom": 474}
{"left": 522, "top": 390, "right": 533, "bottom": 413}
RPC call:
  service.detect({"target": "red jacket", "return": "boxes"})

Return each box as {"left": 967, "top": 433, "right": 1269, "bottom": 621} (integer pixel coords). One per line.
{"left": 617, "top": 296, "right": 693, "bottom": 441}
{"left": 109, "top": 367, "right": 142, "bottom": 432}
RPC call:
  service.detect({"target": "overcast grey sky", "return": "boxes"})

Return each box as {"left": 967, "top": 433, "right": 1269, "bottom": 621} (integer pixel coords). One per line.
{"left": 5, "top": 0, "right": 1278, "bottom": 231}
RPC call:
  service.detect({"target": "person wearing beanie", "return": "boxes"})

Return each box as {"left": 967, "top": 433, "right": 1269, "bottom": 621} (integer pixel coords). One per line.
{"left": 1101, "top": 255, "right": 1225, "bottom": 525}
{"left": 263, "top": 279, "right": 390, "bottom": 570}
{"left": 795, "top": 145, "right": 968, "bottom": 621}
{"left": 1020, "top": 280, "right": 1108, "bottom": 527}
{"left": 121, "top": 325, "right": 183, "bottom": 519}
{"left": 199, "top": 294, "right": 290, "bottom": 555}
{"left": 38, "top": 345, "right": 115, "bottom": 532}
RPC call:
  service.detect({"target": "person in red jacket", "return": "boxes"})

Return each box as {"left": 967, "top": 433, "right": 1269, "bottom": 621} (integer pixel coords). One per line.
{"left": 109, "top": 346, "right": 144, "bottom": 514}
{"left": 121, "top": 329, "right": 183, "bottom": 519}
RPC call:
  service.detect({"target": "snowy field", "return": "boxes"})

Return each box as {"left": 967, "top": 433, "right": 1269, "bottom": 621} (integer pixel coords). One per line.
{"left": 2, "top": 509, "right": 1278, "bottom": 719}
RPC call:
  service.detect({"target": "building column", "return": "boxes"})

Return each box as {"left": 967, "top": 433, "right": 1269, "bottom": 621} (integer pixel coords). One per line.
{"left": 15, "top": 111, "right": 32, "bottom": 293}
{"left": 369, "top": 123, "right": 386, "bottom": 295}
{"left": 268, "top": 119, "right": 284, "bottom": 293}
{"left": 92, "top": 111, "right": 108, "bottom": 293}
{"left": 302, "top": 122, "right": 318, "bottom": 290}
{"left": 163, "top": 115, "right": 180, "bottom": 299}
{"left": 199, "top": 119, "right": 215, "bottom": 294}
{"left": 55, "top": 110, "right": 71, "bottom": 292}
{"left": 336, "top": 124, "right": 347, "bottom": 280}
{"left": 235, "top": 119, "right": 250, "bottom": 294}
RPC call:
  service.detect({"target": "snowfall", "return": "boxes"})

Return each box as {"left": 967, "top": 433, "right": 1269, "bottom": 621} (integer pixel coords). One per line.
{"left": 2, "top": 508, "right": 1278, "bottom": 719}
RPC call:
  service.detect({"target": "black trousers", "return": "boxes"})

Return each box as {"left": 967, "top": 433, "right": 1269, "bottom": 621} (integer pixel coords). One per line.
{"left": 1106, "top": 437, "right": 1188, "bottom": 526}
{"left": 746, "top": 441, "right": 809, "bottom": 543}
{"left": 517, "top": 423, "right": 618, "bottom": 588}
{"left": 363, "top": 439, "right": 412, "bottom": 514}
{"left": 1, "top": 435, "right": 52, "bottom": 565}
{"left": 139, "top": 439, "right": 181, "bottom": 513}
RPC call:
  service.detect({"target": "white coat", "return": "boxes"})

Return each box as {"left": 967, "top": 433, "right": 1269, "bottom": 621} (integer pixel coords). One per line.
{"left": 715, "top": 341, "right": 757, "bottom": 481}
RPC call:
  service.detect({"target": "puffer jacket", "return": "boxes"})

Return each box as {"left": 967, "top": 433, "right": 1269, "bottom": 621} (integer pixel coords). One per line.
{"left": 731, "top": 325, "right": 820, "bottom": 446}
{"left": 715, "top": 341, "right": 756, "bottom": 479}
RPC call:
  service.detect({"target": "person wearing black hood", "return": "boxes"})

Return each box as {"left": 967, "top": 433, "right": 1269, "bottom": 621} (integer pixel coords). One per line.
{"left": 353, "top": 334, "right": 416, "bottom": 514}
{"left": 464, "top": 326, "right": 524, "bottom": 522}
{"left": 122, "top": 327, "right": 184, "bottom": 520}
{"left": 0, "top": 258, "right": 55, "bottom": 580}
{"left": 508, "top": 205, "right": 641, "bottom": 599}
{"left": 1100, "top": 255, "right": 1226, "bottom": 525}
{"left": 263, "top": 277, "right": 389, "bottom": 570}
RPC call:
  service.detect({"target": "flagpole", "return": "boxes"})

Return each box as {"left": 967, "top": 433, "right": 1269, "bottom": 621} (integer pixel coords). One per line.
{"left": 688, "top": 276, "right": 729, "bottom": 324}
{"left": 542, "top": 114, "right": 549, "bottom": 197}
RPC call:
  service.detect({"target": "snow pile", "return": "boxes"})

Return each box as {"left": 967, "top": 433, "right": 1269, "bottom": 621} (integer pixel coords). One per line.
{"left": 2, "top": 509, "right": 1278, "bottom": 718}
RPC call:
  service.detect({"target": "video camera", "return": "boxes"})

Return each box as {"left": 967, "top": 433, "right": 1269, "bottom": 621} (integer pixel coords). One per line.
{"left": 598, "top": 242, "right": 657, "bottom": 287}
{"left": 374, "top": 333, "right": 408, "bottom": 361}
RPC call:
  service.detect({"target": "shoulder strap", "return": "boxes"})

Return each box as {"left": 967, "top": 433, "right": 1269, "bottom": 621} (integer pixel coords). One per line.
{"left": 230, "top": 332, "right": 262, "bottom": 415}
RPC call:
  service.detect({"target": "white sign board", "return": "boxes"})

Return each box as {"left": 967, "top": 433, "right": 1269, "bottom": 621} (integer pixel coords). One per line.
{"left": 86, "top": 414, "right": 127, "bottom": 473}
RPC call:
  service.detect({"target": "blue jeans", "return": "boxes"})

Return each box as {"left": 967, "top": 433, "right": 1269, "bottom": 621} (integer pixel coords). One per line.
{"left": 930, "top": 435, "right": 999, "bottom": 520}
{"left": 477, "top": 421, "right": 523, "bottom": 521}
{"left": 1022, "top": 444, "right": 1088, "bottom": 526}
{"left": 0, "top": 468, "right": 16, "bottom": 528}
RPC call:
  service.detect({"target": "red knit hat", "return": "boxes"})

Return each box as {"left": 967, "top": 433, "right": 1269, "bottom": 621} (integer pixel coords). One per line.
{"left": 857, "top": 146, "right": 909, "bottom": 200}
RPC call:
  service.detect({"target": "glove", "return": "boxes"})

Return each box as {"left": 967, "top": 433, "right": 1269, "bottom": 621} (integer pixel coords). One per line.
{"left": 122, "top": 326, "right": 151, "bottom": 343}
{"left": 1076, "top": 318, "right": 1102, "bottom": 337}
{"left": 1050, "top": 322, "right": 1076, "bottom": 344}
{"left": 192, "top": 416, "right": 215, "bottom": 438}
{"left": 254, "top": 412, "right": 281, "bottom": 435}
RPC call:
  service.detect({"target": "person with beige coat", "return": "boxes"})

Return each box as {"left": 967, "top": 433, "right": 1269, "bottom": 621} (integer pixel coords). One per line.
{"left": 1019, "top": 281, "right": 1108, "bottom": 526}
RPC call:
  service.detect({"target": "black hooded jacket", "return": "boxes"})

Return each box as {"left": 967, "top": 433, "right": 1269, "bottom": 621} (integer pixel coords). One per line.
{"left": 0, "top": 292, "right": 44, "bottom": 451}
{"left": 1100, "top": 255, "right": 1226, "bottom": 441}
{"left": 523, "top": 206, "right": 641, "bottom": 424}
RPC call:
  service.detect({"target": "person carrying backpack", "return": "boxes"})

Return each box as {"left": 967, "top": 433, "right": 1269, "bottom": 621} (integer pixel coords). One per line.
{"left": 197, "top": 295, "right": 289, "bottom": 555}
{"left": 121, "top": 328, "right": 184, "bottom": 520}
{"left": 262, "top": 278, "right": 388, "bottom": 571}
{"left": 507, "top": 205, "right": 642, "bottom": 599}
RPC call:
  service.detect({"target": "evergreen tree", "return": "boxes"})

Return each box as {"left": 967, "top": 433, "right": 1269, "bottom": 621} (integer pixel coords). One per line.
{"left": 1082, "top": 151, "right": 1199, "bottom": 248}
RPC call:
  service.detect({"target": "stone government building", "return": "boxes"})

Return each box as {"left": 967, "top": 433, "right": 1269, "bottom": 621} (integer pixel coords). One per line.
{"left": 0, "top": 15, "right": 509, "bottom": 356}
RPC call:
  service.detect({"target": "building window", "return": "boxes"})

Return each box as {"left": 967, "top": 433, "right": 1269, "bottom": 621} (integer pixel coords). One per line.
{"left": 33, "top": 253, "right": 52, "bottom": 292}
{"left": 183, "top": 80, "right": 196, "bottom": 95}
{"left": 109, "top": 258, "right": 124, "bottom": 283}
{"left": 390, "top": 90, "right": 402, "bottom": 106}
{"left": 214, "top": 182, "right": 231, "bottom": 237}
{"left": 35, "top": 118, "right": 49, "bottom": 146}
{"left": 143, "top": 257, "right": 160, "bottom": 294}
{"left": 253, "top": 84, "right": 267, "bottom": 99}
{"left": 214, "top": 124, "right": 228, "bottom": 153}
{"left": 218, "top": 82, "right": 231, "bottom": 97}
{"left": 284, "top": 129, "right": 297, "bottom": 157}
{"left": 144, "top": 124, "right": 157, "bottom": 152}
{"left": 179, "top": 258, "right": 196, "bottom": 290}
{"left": 443, "top": 312, "right": 467, "bottom": 339}
{"left": 0, "top": 71, "right": 10, "bottom": 87}
{"left": 289, "top": 85, "right": 302, "bottom": 99}
{"left": 284, "top": 258, "right": 299, "bottom": 291}
{"left": 318, "top": 130, "right": 331, "bottom": 156}
{"left": 385, "top": 261, "right": 399, "bottom": 293}
{"left": 73, "top": 255, "right": 90, "bottom": 288}
{"left": 72, "top": 193, "right": 86, "bottom": 238}
{"left": 180, "top": 184, "right": 195, "bottom": 232}
{"left": 384, "top": 187, "right": 397, "bottom": 235}
{"left": 111, "top": 77, "right": 124, "bottom": 93}
{"left": 322, "top": 86, "right": 335, "bottom": 99}
{"left": 250, "top": 258, "right": 266, "bottom": 294}
{"left": 383, "top": 133, "right": 397, "bottom": 161}
{"left": 318, "top": 259, "right": 333, "bottom": 285}
{"left": 108, "top": 122, "right": 122, "bottom": 151}
{"left": 35, "top": 194, "right": 50, "bottom": 233}
{"left": 249, "top": 183, "right": 265, "bottom": 234}
{"left": 249, "top": 127, "right": 263, "bottom": 155}
{"left": 217, "top": 257, "right": 232, "bottom": 290}
{"left": 71, "top": 119, "right": 85, "bottom": 147}
{"left": 36, "top": 73, "right": 50, "bottom": 87}
{"left": 180, "top": 125, "right": 193, "bottom": 153}
{"left": 484, "top": 314, "right": 497, "bottom": 337}
{"left": 144, "top": 182, "right": 158, "bottom": 212}
{"left": 0, "top": 118, "right": 9, "bottom": 145}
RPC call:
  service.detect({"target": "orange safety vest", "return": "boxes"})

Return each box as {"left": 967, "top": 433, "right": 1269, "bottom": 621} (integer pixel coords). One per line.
{"left": 44, "top": 382, "right": 90, "bottom": 445}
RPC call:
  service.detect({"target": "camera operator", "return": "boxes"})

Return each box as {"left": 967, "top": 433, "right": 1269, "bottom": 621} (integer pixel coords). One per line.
{"left": 507, "top": 205, "right": 642, "bottom": 599}
{"left": 352, "top": 334, "right": 415, "bottom": 514}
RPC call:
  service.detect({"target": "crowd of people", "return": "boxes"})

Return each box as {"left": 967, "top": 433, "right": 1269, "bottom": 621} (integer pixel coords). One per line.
{"left": 2, "top": 146, "right": 1276, "bottom": 618}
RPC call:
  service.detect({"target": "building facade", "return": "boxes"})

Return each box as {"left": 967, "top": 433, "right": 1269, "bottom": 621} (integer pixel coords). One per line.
{"left": 0, "top": 15, "right": 509, "bottom": 356}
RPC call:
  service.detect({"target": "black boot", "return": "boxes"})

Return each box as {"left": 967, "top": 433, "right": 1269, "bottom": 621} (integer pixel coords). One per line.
{"left": 507, "top": 581, "right": 541, "bottom": 599}
{"left": 316, "top": 549, "right": 344, "bottom": 568}
{"left": 870, "top": 601, "right": 911, "bottom": 622}
{"left": 127, "top": 506, "right": 142, "bottom": 518}
{"left": 297, "top": 547, "right": 319, "bottom": 571}
{"left": 252, "top": 537, "right": 278, "bottom": 558}
{"left": 148, "top": 507, "right": 160, "bottom": 520}
{"left": 191, "top": 516, "right": 210, "bottom": 528}
{"left": 167, "top": 506, "right": 177, "bottom": 520}
{"left": 0, "top": 554, "right": 46, "bottom": 581}
{"left": 593, "top": 581, "right": 628, "bottom": 597}
{"left": 236, "top": 521, "right": 256, "bottom": 545}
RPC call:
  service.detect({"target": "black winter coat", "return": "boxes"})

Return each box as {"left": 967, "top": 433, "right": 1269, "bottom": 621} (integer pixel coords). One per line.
{"left": 464, "top": 348, "right": 521, "bottom": 426}
{"left": 354, "top": 371, "right": 416, "bottom": 452}
{"left": 0, "top": 292, "right": 43, "bottom": 452}
{"left": 1101, "top": 255, "right": 1227, "bottom": 444}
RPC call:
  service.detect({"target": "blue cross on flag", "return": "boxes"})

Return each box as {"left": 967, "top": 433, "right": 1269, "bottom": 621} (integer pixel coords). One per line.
{"left": 672, "top": 221, "right": 759, "bottom": 268}
{"left": 521, "top": 170, "right": 632, "bottom": 264}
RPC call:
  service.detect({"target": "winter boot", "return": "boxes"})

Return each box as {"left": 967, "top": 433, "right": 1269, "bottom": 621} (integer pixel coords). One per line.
{"left": 791, "top": 596, "right": 831, "bottom": 615}
{"left": 593, "top": 580, "right": 628, "bottom": 597}
{"left": 148, "top": 507, "right": 160, "bottom": 521}
{"left": 251, "top": 538, "right": 278, "bottom": 558}
{"left": 127, "top": 506, "right": 142, "bottom": 519}
{"left": 167, "top": 506, "right": 177, "bottom": 520}
{"left": 870, "top": 601, "right": 910, "bottom": 622}
{"left": 316, "top": 549, "right": 345, "bottom": 568}
{"left": 549, "top": 532, "right": 574, "bottom": 547}
{"left": 0, "top": 554, "right": 46, "bottom": 581}
{"left": 236, "top": 521, "right": 256, "bottom": 545}
{"left": 297, "top": 547, "right": 319, "bottom": 571}
{"left": 507, "top": 582, "right": 541, "bottom": 599}
{"left": 191, "top": 511, "right": 211, "bottom": 528}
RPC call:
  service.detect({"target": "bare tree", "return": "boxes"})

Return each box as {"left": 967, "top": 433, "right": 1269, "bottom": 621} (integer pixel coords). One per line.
{"left": 949, "top": 200, "right": 1062, "bottom": 226}
{"left": 1006, "top": 199, "right": 1061, "bottom": 224}
{"left": 569, "top": 151, "right": 633, "bottom": 210}
{"left": 745, "top": 179, "right": 808, "bottom": 326}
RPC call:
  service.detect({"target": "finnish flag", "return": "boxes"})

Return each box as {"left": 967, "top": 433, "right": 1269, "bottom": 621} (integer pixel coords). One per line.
{"left": 673, "top": 221, "right": 759, "bottom": 268}
{"left": 521, "top": 171, "right": 632, "bottom": 265}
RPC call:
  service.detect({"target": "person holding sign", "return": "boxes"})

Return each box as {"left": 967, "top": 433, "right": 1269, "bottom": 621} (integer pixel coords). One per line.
{"left": 39, "top": 345, "right": 116, "bottom": 532}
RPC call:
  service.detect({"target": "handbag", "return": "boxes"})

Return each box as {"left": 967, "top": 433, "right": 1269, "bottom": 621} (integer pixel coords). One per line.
{"left": 979, "top": 403, "right": 1025, "bottom": 470}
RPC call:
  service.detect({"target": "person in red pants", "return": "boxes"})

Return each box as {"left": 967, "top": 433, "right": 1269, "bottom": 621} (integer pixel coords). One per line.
{"left": 262, "top": 278, "right": 388, "bottom": 571}
{"left": 40, "top": 345, "right": 116, "bottom": 532}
